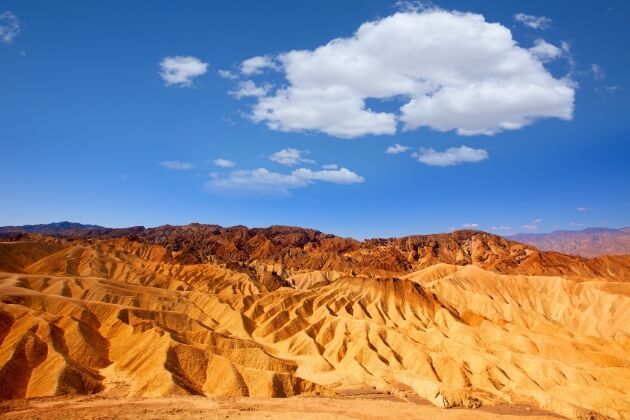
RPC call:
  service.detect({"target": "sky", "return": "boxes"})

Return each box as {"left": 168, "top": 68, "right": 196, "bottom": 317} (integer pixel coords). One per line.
{"left": 1, "top": 0, "right": 628, "bottom": 239}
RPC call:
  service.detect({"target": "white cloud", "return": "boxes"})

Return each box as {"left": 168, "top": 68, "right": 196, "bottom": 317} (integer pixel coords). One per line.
{"left": 159, "top": 160, "right": 195, "bottom": 170}
{"left": 292, "top": 167, "right": 365, "bottom": 184}
{"left": 0, "top": 11, "right": 20, "bottom": 44}
{"left": 269, "top": 148, "right": 315, "bottom": 166}
{"left": 590, "top": 64, "right": 605, "bottom": 81}
{"left": 159, "top": 56, "right": 208, "bottom": 87}
{"left": 207, "top": 168, "right": 306, "bottom": 194}
{"left": 386, "top": 144, "right": 410, "bottom": 154}
{"left": 205, "top": 166, "right": 364, "bottom": 194}
{"left": 521, "top": 224, "right": 539, "bottom": 231}
{"left": 395, "top": 1, "right": 438, "bottom": 13}
{"left": 596, "top": 85, "right": 620, "bottom": 94}
{"left": 570, "top": 222, "right": 584, "bottom": 227}
{"left": 213, "top": 158, "right": 236, "bottom": 168}
{"left": 241, "top": 55, "right": 278, "bottom": 75}
{"left": 491, "top": 226, "right": 513, "bottom": 231}
{"left": 532, "top": 218, "right": 542, "bottom": 223}
{"left": 514, "top": 13, "right": 552, "bottom": 30}
{"left": 218, "top": 69, "right": 238, "bottom": 80}
{"left": 229, "top": 80, "right": 271, "bottom": 98}
{"left": 576, "top": 207, "right": 591, "bottom": 212}
{"left": 462, "top": 223, "right": 479, "bottom": 228}
{"left": 413, "top": 145, "right": 488, "bottom": 166}
{"left": 321, "top": 164, "right": 339, "bottom": 170}
{"left": 252, "top": 85, "right": 397, "bottom": 138}
{"left": 556, "top": 42, "right": 576, "bottom": 78}
{"left": 529, "top": 39, "right": 562, "bottom": 62}
{"left": 234, "top": 9, "right": 573, "bottom": 138}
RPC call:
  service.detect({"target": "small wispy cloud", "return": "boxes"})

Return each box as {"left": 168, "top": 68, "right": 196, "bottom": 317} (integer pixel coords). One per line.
{"left": 590, "top": 64, "right": 605, "bottom": 81}
{"left": 205, "top": 166, "right": 363, "bottom": 195}
{"left": 413, "top": 146, "right": 488, "bottom": 167}
{"left": 321, "top": 164, "right": 339, "bottom": 170}
{"left": 559, "top": 41, "right": 576, "bottom": 74}
{"left": 596, "top": 85, "right": 620, "bottom": 94}
{"left": 212, "top": 158, "right": 236, "bottom": 168}
{"left": 229, "top": 80, "right": 271, "bottom": 99}
{"left": 521, "top": 224, "right": 539, "bottom": 231}
{"left": 532, "top": 218, "right": 542, "bottom": 223}
{"left": 292, "top": 167, "right": 364, "bottom": 184}
{"left": 462, "top": 223, "right": 479, "bottom": 228}
{"left": 0, "top": 11, "right": 20, "bottom": 44}
{"left": 270, "top": 148, "right": 315, "bottom": 166}
{"left": 514, "top": 13, "right": 552, "bottom": 30}
{"left": 385, "top": 144, "right": 410, "bottom": 154}
{"left": 240, "top": 55, "right": 278, "bottom": 75}
{"left": 395, "top": 0, "right": 438, "bottom": 13}
{"left": 159, "top": 160, "right": 195, "bottom": 170}
{"left": 159, "top": 56, "right": 208, "bottom": 87}
{"left": 576, "top": 207, "right": 591, "bottom": 212}
{"left": 570, "top": 222, "right": 584, "bottom": 227}
{"left": 491, "top": 226, "right": 513, "bottom": 231}
{"left": 529, "top": 39, "right": 562, "bottom": 62}
{"left": 218, "top": 69, "right": 238, "bottom": 80}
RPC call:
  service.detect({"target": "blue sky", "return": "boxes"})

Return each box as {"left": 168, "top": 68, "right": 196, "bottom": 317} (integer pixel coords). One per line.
{"left": 1, "top": 0, "right": 628, "bottom": 238}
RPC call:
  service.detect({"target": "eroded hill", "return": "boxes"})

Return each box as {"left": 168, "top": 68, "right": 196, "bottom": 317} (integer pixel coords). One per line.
{"left": 3, "top": 223, "right": 629, "bottom": 280}
{"left": 0, "top": 225, "right": 629, "bottom": 419}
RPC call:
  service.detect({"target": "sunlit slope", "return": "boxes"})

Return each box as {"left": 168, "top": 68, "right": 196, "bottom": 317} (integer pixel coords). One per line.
{"left": 0, "top": 239, "right": 628, "bottom": 419}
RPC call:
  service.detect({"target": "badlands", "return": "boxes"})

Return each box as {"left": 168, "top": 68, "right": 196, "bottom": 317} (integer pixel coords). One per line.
{"left": 0, "top": 224, "right": 628, "bottom": 419}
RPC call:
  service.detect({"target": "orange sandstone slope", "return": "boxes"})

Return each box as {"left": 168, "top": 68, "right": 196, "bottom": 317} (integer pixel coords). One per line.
{"left": 5, "top": 223, "right": 625, "bottom": 280}
{"left": 0, "top": 228, "right": 629, "bottom": 419}
{"left": 2, "top": 223, "right": 629, "bottom": 280}
{"left": 139, "top": 225, "right": 630, "bottom": 280}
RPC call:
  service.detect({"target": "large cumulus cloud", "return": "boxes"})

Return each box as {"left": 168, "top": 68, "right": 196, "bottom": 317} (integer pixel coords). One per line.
{"left": 232, "top": 9, "right": 574, "bottom": 138}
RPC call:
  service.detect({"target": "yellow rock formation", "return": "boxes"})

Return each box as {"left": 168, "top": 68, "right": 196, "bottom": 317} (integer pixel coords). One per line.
{"left": 0, "top": 237, "right": 628, "bottom": 419}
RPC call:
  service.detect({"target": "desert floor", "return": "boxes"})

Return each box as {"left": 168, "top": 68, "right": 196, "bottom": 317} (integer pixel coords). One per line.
{"left": 0, "top": 392, "right": 564, "bottom": 420}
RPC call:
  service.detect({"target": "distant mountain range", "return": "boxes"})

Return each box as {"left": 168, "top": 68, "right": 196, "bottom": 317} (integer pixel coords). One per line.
{"left": 511, "top": 227, "right": 630, "bottom": 257}
{"left": 0, "top": 221, "right": 107, "bottom": 236}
